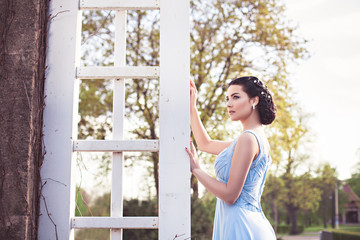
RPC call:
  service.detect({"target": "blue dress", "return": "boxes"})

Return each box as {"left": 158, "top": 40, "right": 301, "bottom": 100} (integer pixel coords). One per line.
{"left": 212, "top": 130, "right": 276, "bottom": 240}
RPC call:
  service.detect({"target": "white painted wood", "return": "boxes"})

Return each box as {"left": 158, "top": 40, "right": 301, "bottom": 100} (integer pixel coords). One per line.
{"left": 111, "top": 10, "right": 127, "bottom": 240}
{"left": 39, "top": 0, "right": 82, "bottom": 239}
{"left": 76, "top": 66, "right": 160, "bottom": 79}
{"left": 80, "top": 0, "right": 160, "bottom": 10}
{"left": 73, "top": 140, "right": 159, "bottom": 152}
{"left": 72, "top": 217, "right": 159, "bottom": 229}
{"left": 42, "top": 0, "right": 191, "bottom": 238}
{"left": 159, "top": 0, "right": 191, "bottom": 239}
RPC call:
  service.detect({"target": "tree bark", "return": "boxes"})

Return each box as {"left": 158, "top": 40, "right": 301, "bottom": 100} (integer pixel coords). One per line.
{"left": 152, "top": 152, "right": 159, "bottom": 199}
{"left": 271, "top": 199, "right": 278, "bottom": 228}
{"left": 289, "top": 207, "right": 298, "bottom": 235}
{"left": 322, "top": 198, "right": 328, "bottom": 228}
{"left": 0, "top": 0, "right": 48, "bottom": 239}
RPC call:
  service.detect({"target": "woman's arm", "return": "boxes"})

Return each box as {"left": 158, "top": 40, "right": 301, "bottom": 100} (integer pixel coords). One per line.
{"left": 186, "top": 132, "right": 257, "bottom": 205}
{"left": 190, "top": 80, "right": 232, "bottom": 155}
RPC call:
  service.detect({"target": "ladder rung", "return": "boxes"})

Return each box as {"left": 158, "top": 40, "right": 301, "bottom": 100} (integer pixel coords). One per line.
{"left": 72, "top": 217, "right": 159, "bottom": 229}
{"left": 73, "top": 140, "right": 159, "bottom": 152}
{"left": 80, "top": 0, "right": 160, "bottom": 10}
{"left": 76, "top": 66, "right": 160, "bottom": 79}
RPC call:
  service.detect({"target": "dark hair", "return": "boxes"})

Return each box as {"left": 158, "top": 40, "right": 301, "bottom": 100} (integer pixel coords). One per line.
{"left": 228, "top": 76, "right": 277, "bottom": 125}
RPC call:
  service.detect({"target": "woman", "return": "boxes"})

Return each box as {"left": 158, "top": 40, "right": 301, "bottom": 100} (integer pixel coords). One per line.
{"left": 185, "top": 76, "right": 277, "bottom": 239}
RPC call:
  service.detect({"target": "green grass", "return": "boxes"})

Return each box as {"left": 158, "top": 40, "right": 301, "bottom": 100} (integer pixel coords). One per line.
{"left": 304, "top": 224, "right": 360, "bottom": 233}
{"left": 338, "top": 225, "right": 360, "bottom": 232}
{"left": 276, "top": 225, "right": 360, "bottom": 237}
{"left": 304, "top": 225, "right": 326, "bottom": 232}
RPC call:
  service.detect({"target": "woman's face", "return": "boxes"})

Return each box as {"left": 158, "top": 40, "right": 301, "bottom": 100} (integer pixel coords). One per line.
{"left": 226, "top": 85, "right": 253, "bottom": 121}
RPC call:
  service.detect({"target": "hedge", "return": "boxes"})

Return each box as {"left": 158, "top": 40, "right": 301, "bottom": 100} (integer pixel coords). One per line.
{"left": 321, "top": 230, "right": 360, "bottom": 240}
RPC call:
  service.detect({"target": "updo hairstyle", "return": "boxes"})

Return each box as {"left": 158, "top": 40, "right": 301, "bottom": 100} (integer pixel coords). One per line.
{"left": 228, "top": 76, "right": 277, "bottom": 125}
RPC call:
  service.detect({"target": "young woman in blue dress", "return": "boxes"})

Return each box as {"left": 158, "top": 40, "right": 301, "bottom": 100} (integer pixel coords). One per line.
{"left": 185, "top": 76, "right": 277, "bottom": 239}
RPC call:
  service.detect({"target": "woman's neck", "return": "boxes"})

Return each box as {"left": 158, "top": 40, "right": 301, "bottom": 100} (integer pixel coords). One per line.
{"left": 241, "top": 112, "right": 262, "bottom": 131}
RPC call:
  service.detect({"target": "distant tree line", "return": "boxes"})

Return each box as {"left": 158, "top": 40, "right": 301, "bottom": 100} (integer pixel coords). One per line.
{"left": 75, "top": 162, "right": 360, "bottom": 239}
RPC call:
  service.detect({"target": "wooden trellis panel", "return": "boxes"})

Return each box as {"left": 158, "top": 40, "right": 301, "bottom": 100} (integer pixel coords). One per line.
{"left": 40, "top": 0, "right": 190, "bottom": 239}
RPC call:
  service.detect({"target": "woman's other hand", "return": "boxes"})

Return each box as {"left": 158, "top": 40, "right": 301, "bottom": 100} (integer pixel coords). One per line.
{"left": 185, "top": 140, "right": 200, "bottom": 172}
{"left": 190, "top": 79, "right": 197, "bottom": 110}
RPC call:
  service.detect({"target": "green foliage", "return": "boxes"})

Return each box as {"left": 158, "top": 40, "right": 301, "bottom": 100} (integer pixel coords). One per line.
{"left": 262, "top": 163, "right": 341, "bottom": 233}
{"left": 338, "top": 225, "right": 360, "bottom": 233}
{"left": 315, "top": 163, "right": 337, "bottom": 228}
{"left": 191, "top": 194, "right": 217, "bottom": 239}
{"left": 75, "top": 191, "right": 110, "bottom": 240}
{"left": 276, "top": 224, "right": 304, "bottom": 234}
{"left": 330, "top": 230, "right": 360, "bottom": 240}
{"left": 75, "top": 187, "right": 92, "bottom": 217}
{"left": 123, "top": 199, "right": 158, "bottom": 240}
{"left": 261, "top": 173, "right": 285, "bottom": 227}
{"left": 78, "top": 79, "right": 113, "bottom": 140}
{"left": 269, "top": 109, "right": 316, "bottom": 234}
{"left": 347, "top": 161, "right": 360, "bottom": 196}
{"left": 75, "top": 190, "right": 217, "bottom": 239}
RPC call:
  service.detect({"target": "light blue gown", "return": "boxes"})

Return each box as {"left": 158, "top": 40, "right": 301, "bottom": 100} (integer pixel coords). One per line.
{"left": 212, "top": 130, "right": 276, "bottom": 240}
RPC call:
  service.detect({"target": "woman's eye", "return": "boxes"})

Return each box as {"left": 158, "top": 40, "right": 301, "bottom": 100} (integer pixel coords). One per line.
{"left": 233, "top": 96, "right": 239, "bottom": 99}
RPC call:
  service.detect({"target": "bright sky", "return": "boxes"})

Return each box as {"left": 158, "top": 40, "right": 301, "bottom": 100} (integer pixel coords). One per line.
{"left": 283, "top": 0, "right": 360, "bottom": 179}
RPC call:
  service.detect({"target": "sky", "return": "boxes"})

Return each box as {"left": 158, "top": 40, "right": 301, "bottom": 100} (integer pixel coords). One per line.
{"left": 283, "top": 0, "right": 360, "bottom": 179}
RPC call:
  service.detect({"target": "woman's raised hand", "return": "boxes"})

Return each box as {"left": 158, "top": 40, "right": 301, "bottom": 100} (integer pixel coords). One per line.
{"left": 190, "top": 79, "right": 197, "bottom": 109}
{"left": 185, "top": 140, "right": 200, "bottom": 172}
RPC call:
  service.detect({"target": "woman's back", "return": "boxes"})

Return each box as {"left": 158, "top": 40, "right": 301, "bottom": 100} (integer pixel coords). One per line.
{"left": 213, "top": 130, "right": 276, "bottom": 239}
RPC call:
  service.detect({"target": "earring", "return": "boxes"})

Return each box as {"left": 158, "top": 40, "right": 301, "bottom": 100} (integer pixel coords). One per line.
{"left": 252, "top": 104, "right": 255, "bottom": 110}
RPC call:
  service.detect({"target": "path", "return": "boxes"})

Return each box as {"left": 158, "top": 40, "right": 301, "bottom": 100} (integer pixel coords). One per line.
{"left": 280, "top": 232, "right": 320, "bottom": 240}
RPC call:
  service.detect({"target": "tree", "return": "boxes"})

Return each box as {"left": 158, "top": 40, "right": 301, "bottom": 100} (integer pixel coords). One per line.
{"left": 347, "top": 160, "right": 360, "bottom": 196}
{"left": 275, "top": 108, "right": 319, "bottom": 234}
{"left": 315, "top": 163, "right": 337, "bottom": 228}
{"left": 0, "top": 0, "right": 48, "bottom": 239}
{"left": 79, "top": 0, "right": 308, "bottom": 200}
{"left": 281, "top": 172, "right": 321, "bottom": 234}
{"left": 262, "top": 173, "right": 285, "bottom": 229}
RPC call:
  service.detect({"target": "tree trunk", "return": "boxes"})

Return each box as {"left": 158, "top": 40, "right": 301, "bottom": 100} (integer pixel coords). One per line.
{"left": 322, "top": 198, "right": 328, "bottom": 228}
{"left": 289, "top": 206, "right": 298, "bottom": 235}
{"left": 152, "top": 152, "right": 159, "bottom": 200}
{"left": 0, "top": 0, "right": 48, "bottom": 239}
{"left": 271, "top": 199, "right": 278, "bottom": 229}
{"left": 191, "top": 175, "right": 199, "bottom": 199}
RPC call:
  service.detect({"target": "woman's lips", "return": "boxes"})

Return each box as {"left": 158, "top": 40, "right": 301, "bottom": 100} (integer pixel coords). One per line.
{"left": 229, "top": 111, "right": 235, "bottom": 115}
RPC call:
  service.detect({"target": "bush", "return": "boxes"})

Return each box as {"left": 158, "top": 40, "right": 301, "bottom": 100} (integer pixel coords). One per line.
{"left": 321, "top": 230, "right": 360, "bottom": 240}
{"left": 277, "top": 224, "right": 304, "bottom": 234}
{"left": 297, "top": 225, "right": 304, "bottom": 233}
{"left": 332, "top": 230, "right": 360, "bottom": 240}
{"left": 277, "top": 224, "right": 290, "bottom": 234}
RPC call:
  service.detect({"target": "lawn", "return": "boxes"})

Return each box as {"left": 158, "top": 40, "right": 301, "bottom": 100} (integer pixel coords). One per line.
{"left": 276, "top": 224, "right": 360, "bottom": 237}
{"left": 304, "top": 224, "right": 360, "bottom": 234}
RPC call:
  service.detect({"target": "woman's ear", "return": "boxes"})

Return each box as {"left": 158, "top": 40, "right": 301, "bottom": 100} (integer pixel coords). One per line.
{"left": 251, "top": 96, "right": 259, "bottom": 106}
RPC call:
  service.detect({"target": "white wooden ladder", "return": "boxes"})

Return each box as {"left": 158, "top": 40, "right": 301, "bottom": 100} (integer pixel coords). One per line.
{"left": 40, "top": 0, "right": 191, "bottom": 239}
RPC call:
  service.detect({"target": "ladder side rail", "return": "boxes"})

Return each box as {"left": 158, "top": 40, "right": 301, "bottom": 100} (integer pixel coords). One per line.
{"left": 111, "top": 10, "right": 127, "bottom": 240}
{"left": 39, "top": 0, "right": 82, "bottom": 239}
{"left": 159, "top": 0, "right": 191, "bottom": 239}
